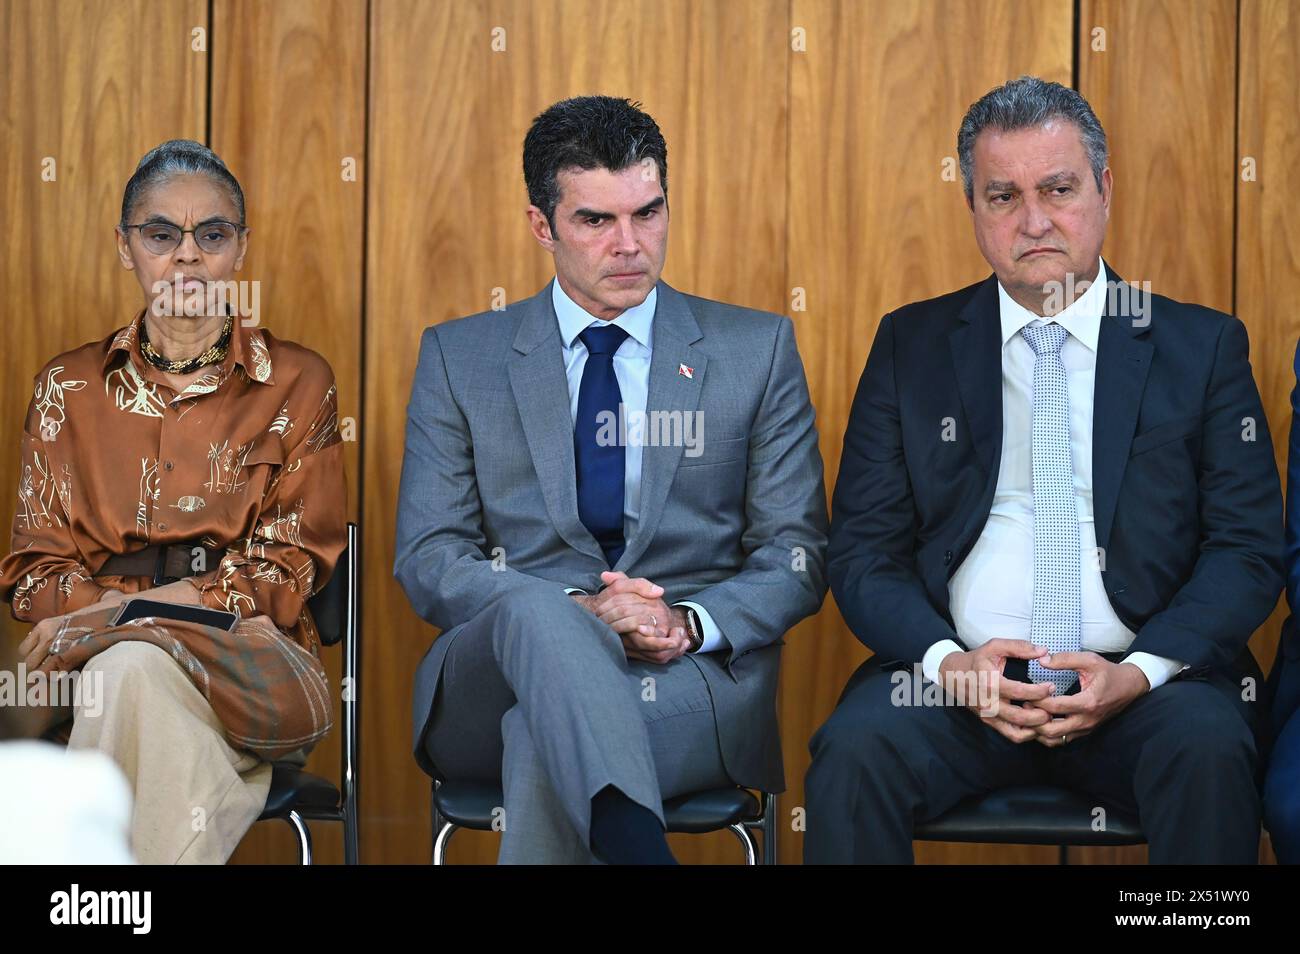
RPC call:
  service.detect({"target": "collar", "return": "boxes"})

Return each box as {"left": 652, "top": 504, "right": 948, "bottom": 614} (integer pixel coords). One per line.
{"left": 104, "top": 309, "right": 275, "bottom": 385}
{"left": 997, "top": 256, "right": 1106, "bottom": 353}
{"left": 552, "top": 277, "right": 656, "bottom": 351}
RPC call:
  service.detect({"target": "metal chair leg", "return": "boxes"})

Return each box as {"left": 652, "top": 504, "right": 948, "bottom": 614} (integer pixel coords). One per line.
{"left": 343, "top": 806, "right": 360, "bottom": 865}
{"left": 761, "top": 791, "right": 777, "bottom": 865}
{"left": 285, "top": 811, "right": 313, "bottom": 865}
{"left": 727, "top": 822, "right": 759, "bottom": 865}
{"left": 432, "top": 821, "right": 458, "bottom": 865}
{"left": 741, "top": 791, "right": 777, "bottom": 864}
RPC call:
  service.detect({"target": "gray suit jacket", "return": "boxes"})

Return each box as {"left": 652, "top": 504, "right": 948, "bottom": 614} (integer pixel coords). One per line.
{"left": 396, "top": 279, "right": 829, "bottom": 793}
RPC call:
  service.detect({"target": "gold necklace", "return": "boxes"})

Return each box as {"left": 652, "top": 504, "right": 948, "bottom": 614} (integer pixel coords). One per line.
{"left": 140, "top": 315, "right": 234, "bottom": 375}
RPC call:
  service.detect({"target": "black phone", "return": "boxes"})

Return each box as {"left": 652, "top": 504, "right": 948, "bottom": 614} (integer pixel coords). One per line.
{"left": 1005, "top": 658, "right": 1081, "bottom": 699}
{"left": 110, "top": 598, "right": 239, "bottom": 632}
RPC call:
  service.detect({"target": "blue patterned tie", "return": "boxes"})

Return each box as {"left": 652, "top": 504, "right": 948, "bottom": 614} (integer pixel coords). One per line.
{"left": 1020, "top": 322, "right": 1082, "bottom": 694}
{"left": 575, "top": 324, "right": 630, "bottom": 566}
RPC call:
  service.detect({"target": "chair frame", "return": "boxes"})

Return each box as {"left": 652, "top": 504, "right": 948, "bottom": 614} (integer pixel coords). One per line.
{"left": 257, "top": 521, "right": 360, "bottom": 865}
{"left": 430, "top": 781, "right": 778, "bottom": 865}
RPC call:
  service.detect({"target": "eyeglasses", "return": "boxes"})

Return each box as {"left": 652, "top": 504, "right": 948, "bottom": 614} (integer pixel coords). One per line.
{"left": 122, "top": 220, "right": 245, "bottom": 255}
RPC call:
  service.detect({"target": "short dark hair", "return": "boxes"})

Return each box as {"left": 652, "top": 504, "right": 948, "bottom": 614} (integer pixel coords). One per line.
{"left": 957, "top": 76, "right": 1108, "bottom": 202}
{"left": 523, "top": 96, "right": 668, "bottom": 233}
{"left": 120, "top": 139, "right": 245, "bottom": 227}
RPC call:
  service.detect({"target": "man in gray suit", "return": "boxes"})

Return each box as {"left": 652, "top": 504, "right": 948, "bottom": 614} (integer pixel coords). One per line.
{"left": 396, "top": 96, "right": 828, "bottom": 864}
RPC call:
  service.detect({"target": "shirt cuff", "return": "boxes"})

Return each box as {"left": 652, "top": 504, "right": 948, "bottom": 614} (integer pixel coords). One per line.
{"left": 1121, "top": 652, "right": 1187, "bottom": 692}
{"left": 922, "top": 639, "right": 965, "bottom": 685}
{"left": 675, "top": 601, "right": 727, "bottom": 653}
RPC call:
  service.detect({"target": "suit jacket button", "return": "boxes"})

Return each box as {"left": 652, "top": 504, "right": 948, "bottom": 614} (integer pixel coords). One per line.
{"left": 944, "top": 550, "right": 953, "bottom": 566}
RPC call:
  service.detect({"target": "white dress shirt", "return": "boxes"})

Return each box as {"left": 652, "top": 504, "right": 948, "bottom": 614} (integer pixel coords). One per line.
{"left": 552, "top": 278, "right": 726, "bottom": 653}
{"left": 921, "top": 259, "right": 1186, "bottom": 692}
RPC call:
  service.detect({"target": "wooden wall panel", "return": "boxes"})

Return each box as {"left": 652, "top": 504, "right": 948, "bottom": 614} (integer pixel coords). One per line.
{"left": 1078, "top": 0, "right": 1237, "bottom": 313}
{"left": 787, "top": 0, "right": 1073, "bottom": 865}
{"left": 1237, "top": 0, "right": 1300, "bottom": 868}
{"left": 364, "top": 0, "right": 789, "bottom": 864}
{"left": 1240, "top": 0, "right": 1300, "bottom": 647}
{"left": 210, "top": 0, "right": 367, "bottom": 865}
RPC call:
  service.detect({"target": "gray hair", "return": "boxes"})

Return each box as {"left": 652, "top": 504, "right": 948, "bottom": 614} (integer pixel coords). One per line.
{"left": 120, "top": 139, "right": 245, "bottom": 227}
{"left": 957, "top": 76, "right": 1108, "bottom": 202}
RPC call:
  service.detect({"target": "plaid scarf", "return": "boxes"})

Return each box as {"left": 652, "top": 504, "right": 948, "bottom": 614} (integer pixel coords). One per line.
{"left": 38, "top": 604, "right": 333, "bottom": 759}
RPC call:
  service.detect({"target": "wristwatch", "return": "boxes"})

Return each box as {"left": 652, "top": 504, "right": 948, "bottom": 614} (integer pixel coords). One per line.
{"left": 679, "top": 604, "right": 704, "bottom": 653}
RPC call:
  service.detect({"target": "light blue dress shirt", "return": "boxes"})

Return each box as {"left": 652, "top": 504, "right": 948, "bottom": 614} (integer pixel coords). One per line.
{"left": 552, "top": 278, "right": 726, "bottom": 653}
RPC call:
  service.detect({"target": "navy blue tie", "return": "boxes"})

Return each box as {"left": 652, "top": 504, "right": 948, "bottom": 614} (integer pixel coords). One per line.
{"left": 575, "top": 324, "right": 630, "bottom": 566}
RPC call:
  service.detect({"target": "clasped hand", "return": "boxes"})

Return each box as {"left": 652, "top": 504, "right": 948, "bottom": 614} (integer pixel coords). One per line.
{"left": 16, "top": 579, "right": 230, "bottom": 676}
{"left": 572, "top": 571, "right": 691, "bottom": 664}
{"left": 937, "top": 639, "right": 1150, "bottom": 747}
{"left": 18, "top": 589, "right": 129, "bottom": 676}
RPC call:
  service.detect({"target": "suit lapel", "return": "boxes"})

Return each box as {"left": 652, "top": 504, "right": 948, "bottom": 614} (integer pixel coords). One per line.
{"left": 615, "top": 282, "right": 706, "bottom": 571}
{"left": 507, "top": 281, "right": 605, "bottom": 561}
{"left": 1091, "top": 263, "right": 1153, "bottom": 553}
{"left": 950, "top": 276, "right": 1004, "bottom": 485}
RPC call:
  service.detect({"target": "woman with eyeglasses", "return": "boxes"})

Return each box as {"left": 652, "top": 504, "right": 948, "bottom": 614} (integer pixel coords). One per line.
{"left": 0, "top": 140, "right": 346, "bottom": 863}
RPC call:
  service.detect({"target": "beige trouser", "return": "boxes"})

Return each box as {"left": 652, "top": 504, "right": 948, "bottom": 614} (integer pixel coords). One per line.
{"left": 64, "top": 640, "right": 275, "bottom": 864}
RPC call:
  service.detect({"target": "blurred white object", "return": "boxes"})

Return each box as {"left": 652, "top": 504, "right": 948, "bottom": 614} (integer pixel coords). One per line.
{"left": 0, "top": 740, "right": 135, "bottom": 863}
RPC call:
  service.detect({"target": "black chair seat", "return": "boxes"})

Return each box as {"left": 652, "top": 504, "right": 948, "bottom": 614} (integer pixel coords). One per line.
{"left": 663, "top": 788, "right": 760, "bottom": 832}
{"left": 260, "top": 764, "right": 340, "bottom": 820}
{"left": 434, "top": 780, "right": 759, "bottom": 833}
{"left": 432, "top": 780, "right": 503, "bottom": 829}
{"left": 914, "top": 785, "right": 1144, "bottom": 846}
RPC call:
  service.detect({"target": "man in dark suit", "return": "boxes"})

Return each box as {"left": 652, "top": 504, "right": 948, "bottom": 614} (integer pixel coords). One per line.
{"left": 397, "top": 97, "right": 828, "bottom": 864}
{"left": 1263, "top": 342, "right": 1300, "bottom": 864}
{"left": 806, "top": 76, "right": 1282, "bottom": 864}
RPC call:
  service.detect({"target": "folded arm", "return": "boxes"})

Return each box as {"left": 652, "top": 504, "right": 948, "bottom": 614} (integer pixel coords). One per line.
{"left": 828, "top": 313, "right": 962, "bottom": 666}
{"left": 2, "top": 400, "right": 114, "bottom": 622}
{"left": 186, "top": 367, "right": 348, "bottom": 630}
{"left": 1126, "top": 316, "right": 1284, "bottom": 671}
{"left": 679, "top": 316, "right": 830, "bottom": 666}
{"left": 394, "top": 327, "right": 563, "bottom": 632}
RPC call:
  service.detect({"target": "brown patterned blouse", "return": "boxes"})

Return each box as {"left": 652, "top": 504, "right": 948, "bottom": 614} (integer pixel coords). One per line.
{"left": 0, "top": 311, "right": 347, "bottom": 653}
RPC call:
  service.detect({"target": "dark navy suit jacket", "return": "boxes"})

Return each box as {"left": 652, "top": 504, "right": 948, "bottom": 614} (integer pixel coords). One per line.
{"left": 1269, "top": 342, "right": 1300, "bottom": 731}
{"left": 829, "top": 264, "right": 1283, "bottom": 691}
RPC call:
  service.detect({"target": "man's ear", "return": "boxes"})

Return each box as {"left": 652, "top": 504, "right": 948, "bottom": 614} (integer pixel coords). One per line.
{"left": 115, "top": 227, "right": 136, "bottom": 271}
{"left": 526, "top": 205, "right": 556, "bottom": 252}
{"left": 1099, "top": 166, "right": 1113, "bottom": 220}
